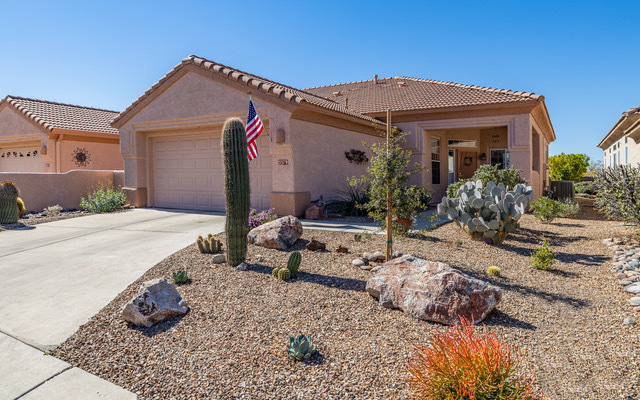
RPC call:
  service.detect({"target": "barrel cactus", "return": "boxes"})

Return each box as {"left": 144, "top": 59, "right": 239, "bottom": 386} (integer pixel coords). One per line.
{"left": 437, "top": 180, "right": 533, "bottom": 245}
{"left": 277, "top": 268, "right": 291, "bottom": 281}
{"left": 196, "top": 234, "right": 223, "bottom": 254}
{"left": 17, "top": 197, "right": 26, "bottom": 217}
{"left": 287, "top": 251, "right": 302, "bottom": 277}
{"left": 221, "top": 118, "right": 251, "bottom": 267}
{"left": 0, "top": 181, "right": 19, "bottom": 224}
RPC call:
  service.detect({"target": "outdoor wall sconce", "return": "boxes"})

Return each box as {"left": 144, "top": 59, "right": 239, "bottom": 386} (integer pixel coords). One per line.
{"left": 479, "top": 152, "right": 486, "bottom": 161}
{"left": 345, "top": 149, "right": 368, "bottom": 164}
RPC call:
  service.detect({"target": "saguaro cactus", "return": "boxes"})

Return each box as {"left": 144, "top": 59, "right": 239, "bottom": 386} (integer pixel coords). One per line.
{"left": 221, "top": 118, "right": 250, "bottom": 267}
{"left": 0, "top": 181, "right": 19, "bottom": 224}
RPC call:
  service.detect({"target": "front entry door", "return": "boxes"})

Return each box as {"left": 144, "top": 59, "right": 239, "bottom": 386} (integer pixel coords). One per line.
{"left": 458, "top": 151, "right": 478, "bottom": 180}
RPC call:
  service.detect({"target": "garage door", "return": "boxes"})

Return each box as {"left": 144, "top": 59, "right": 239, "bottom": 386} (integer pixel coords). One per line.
{"left": 151, "top": 133, "right": 272, "bottom": 211}
{"left": 0, "top": 147, "right": 43, "bottom": 172}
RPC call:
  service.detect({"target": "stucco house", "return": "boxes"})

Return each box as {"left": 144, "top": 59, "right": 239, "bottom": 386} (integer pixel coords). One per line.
{"left": 0, "top": 96, "right": 123, "bottom": 173}
{"left": 112, "top": 55, "right": 555, "bottom": 216}
{"left": 598, "top": 105, "right": 640, "bottom": 167}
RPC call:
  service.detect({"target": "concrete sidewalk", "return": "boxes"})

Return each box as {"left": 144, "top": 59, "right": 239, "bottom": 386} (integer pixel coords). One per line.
{"left": 0, "top": 208, "right": 226, "bottom": 399}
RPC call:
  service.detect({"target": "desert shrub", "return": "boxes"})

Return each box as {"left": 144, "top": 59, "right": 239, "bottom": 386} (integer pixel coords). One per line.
{"left": 595, "top": 165, "right": 640, "bottom": 225}
{"left": 574, "top": 181, "right": 595, "bottom": 195}
{"left": 326, "top": 182, "right": 370, "bottom": 216}
{"left": 80, "top": 184, "right": 126, "bottom": 213}
{"left": 407, "top": 317, "right": 542, "bottom": 400}
{"left": 558, "top": 199, "right": 581, "bottom": 218}
{"left": 530, "top": 196, "right": 563, "bottom": 223}
{"left": 43, "top": 204, "right": 63, "bottom": 216}
{"left": 486, "top": 266, "right": 501, "bottom": 276}
{"left": 549, "top": 153, "right": 590, "bottom": 182}
{"left": 248, "top": 208, "right": 278, "bottom": 229}
{"left": 530, "top": 238, "right": 555, "bottom": 270}
{"left": 446, "top": 164, "right": 527, "bottom": 198}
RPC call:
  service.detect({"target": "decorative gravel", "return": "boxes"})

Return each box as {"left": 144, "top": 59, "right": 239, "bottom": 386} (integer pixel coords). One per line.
{"left": 55, "top": 210, "right": 640, "bottom": 399}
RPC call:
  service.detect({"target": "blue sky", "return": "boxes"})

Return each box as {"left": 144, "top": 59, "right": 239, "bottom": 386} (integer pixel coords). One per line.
{"left": 1, "top": 1, "right": 638, "bottom": 162}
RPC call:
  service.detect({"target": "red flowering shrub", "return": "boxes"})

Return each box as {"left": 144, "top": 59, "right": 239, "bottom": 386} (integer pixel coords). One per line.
{"left": 407, "top": 318, "right": 543, "bottom": 400}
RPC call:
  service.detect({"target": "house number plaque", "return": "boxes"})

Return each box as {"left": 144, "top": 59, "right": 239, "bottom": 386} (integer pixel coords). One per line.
{"left": 278, "top": 159, "right": 289, "bottom": 165}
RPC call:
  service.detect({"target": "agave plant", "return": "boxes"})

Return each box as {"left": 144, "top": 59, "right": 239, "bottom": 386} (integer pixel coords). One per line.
{"left": 286, "top": 335, "right": 317, "bottom": 361}
{"left": 171, "top": 270, "right": 188, "bottom": 284}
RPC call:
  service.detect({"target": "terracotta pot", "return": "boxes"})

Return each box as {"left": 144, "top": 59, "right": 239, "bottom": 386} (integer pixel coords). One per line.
{"left": 392, "top": 216, "right": 412, "bottom": 232}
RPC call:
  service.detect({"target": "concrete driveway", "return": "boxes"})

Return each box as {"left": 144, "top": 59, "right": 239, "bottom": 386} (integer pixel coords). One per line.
{"left": 0, "top": 208, "right": 226, "bottom": 399}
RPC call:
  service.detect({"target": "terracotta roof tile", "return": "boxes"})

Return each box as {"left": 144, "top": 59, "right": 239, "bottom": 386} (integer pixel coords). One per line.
{"left": 112, "top": 55, "right": 383, "bottom": 127}
{"left": 304, "top": 76, "right": 542, "bottom": 114}
{"left": 3, "top": 96, "right": 119, "bottom": 134}
{"left": 623, "top": 105, "right": 640, "bottom": 116}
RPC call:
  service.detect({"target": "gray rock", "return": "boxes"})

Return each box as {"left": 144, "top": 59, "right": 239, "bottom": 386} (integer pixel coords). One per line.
{"left": 624, "top": 317, "right": 636, "bottom": 325}
{"left": 629, "top": 297, "right": 640, "bottom": 306}
{"left": 360, "top": 264, "right": 373, "bottom": 271}
{"left": 625, "top": 283, "right": 640, "bottom": 294}
{"left": 236, "top": 262, "right": 249, "bottom": 271}
{"left": 619, "top": 280, "right": 635, "bottom": 286}
{"left": 255, "top": 255, "right": 263, "bottom": 262}
{"left": 122, "top": 278, "right": 188, "bottom": 328}
{"left": 211, "top": 254, "right": 226, "bottom": 264}
{"left": 352, "top": 258, "right": 365, "bottom": 267}
{"left": 373, "top": 251, "right": 385, "bottom": 261}
{"left": 371, "top": 266, "right": 382, "bottom": 273}
{"left": 393, "top": 250, "right": 403, "bottom": 258}
{"left": 366, "top": 255, "right": 501, "bottom": 325}
{"left": 363, "top": 252, "right": 376, "bottom": 261}
{"left": 615, "top": 273, "right": 628, "bottom": 280}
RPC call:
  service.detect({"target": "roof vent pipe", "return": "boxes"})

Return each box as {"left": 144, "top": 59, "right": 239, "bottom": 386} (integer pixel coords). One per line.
{"left": 345, "top": 98, "right": 349, "bottom": 109}
{"left": 374, "top": 74, "right": 378, "bottom": 84}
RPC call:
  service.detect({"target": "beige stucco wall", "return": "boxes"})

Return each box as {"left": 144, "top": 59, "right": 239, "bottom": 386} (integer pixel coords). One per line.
{"left": 603, "top": 136, "right": 640, "bottom": 167}
{"left": 58, "top": 138, "right": 124, "bottom": 173}
{"left": 288, "top": 119, "right": 382, "bottom": 202}
{"left": 0, "top": 170, "right": 122, "bottom": 212}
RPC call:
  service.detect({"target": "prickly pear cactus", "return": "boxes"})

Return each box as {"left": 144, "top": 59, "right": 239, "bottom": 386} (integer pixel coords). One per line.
{"left": 0, "top": 181, "right": 19, "bottom": 224}
{"left": 287, "top": 251, "right": 301, "bottom": 277}
{"left": 221, "top": 118, "right": 250, "bottom": 267}
{"left": 437, "top": 180, "right": 533, "bottom": 244}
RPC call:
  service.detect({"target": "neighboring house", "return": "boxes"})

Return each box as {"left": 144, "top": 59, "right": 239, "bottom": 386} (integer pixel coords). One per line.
{"left": 598, "top": 105, "right": 640, "bottom": 168}
{"left": 112, "top": 55, "right": 555, "bottom": 216}
{"left": 0, "top": 96, "right": 123, "bottom": 173}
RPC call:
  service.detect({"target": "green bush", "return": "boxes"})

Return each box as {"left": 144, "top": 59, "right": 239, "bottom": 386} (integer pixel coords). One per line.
{"left": 446, "top": 164, "right": 527, "bottom": 198}
{"left": 326, "top": 182, "right": 370, "bottom": 216}
{"left": 530, "top": 238, "right": 556, "bottom": 270}
{"left": 530, "top": 196, "right": 563, "bottom": 223}
{"left": 80, "top": 184, "right": 126, "bottom": 213}
{"left": 549, "top": 153, "right": 590, "bottom": 182}
{"left": 574, "top": 181, "right": 595, "bottom": 195}
{"left": 559, "top": 199, "right": 581, "bottom": 218}
{"left": 595, "top": 165, "right": 640, "bottom": 225}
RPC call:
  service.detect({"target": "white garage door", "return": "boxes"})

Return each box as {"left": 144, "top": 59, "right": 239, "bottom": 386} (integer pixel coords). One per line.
{"left": 151, "top": 133, "right": 272, "bottom": 211}
{"left": 0, "top": 147, "right": 43, "bottom": 172}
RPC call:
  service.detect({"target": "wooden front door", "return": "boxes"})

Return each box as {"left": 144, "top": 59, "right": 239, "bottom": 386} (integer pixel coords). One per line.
{"left": 458, "top": 151, "right": 478, "bottom": 180}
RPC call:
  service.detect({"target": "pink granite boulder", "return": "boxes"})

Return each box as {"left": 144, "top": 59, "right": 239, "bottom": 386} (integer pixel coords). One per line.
{"left": 366, "top": 255, "right": 501, "bottom": 325}
{"left": 304, "top": 203, "right": 328, "bottom": 220}
{"left": 247, "top": 215, "right": 303, "bottom": 250}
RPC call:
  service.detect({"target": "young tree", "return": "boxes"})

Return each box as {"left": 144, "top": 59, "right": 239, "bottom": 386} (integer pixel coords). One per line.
{"left": 548, "top": 153, "right": 590, "bottom": 181}
{"left": 350, "top": 130, "right": 428, "bottom": 232}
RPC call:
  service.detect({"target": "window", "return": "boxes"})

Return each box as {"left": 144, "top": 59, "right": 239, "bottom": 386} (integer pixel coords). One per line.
{"left": 431, "top": 138, "right": 441, "bottom": 185}
{"left": 614, "top": 153, "right": 617, "bottom": 166}
{"left": 448, "top": 150, "right": 455, "bottom": 184}
{"left": 490, "top": 149, "right": 509, "bottom": 169}
{"left": 618, "top": 150, "right": 621, "bottom": 165}
{"left": 626, "top": 147, "right": 629, "bottom": 164}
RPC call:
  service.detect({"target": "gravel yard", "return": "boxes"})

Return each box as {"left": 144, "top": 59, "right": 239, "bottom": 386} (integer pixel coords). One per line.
{"left": 55, "top": 210, "right": 640, "bottom": 399}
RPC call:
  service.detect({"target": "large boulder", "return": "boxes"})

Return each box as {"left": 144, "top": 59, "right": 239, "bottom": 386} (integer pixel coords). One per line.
{"left": 247, "top": 215, "right": 303, "bottom": 250}
{"left": 122, "top": 278, "right": 189, "bottom": 327}
{"left": 366, "top": 255, "right": 501, "bottom": 325}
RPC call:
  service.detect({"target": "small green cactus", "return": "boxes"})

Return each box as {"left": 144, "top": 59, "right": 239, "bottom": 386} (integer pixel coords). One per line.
{"left": 196, "top": 234, "right": 223, "bottom": 254}
{"left": 277, "top": 268, "right": 291, "bottom": 281}
{"left": 272, "top": 267, "right": 281, "bottom": 278}
{"left": 287, "top": 251, "right": 302, "bottom": 277}
{"left": 486, "top": 266, "right": 501, "bottom": 276}
{"left": 287, "top": 335, "right": 317, "bottom": 361}
{"left": 171, "top": 270, "right": 188, "bottom": 284}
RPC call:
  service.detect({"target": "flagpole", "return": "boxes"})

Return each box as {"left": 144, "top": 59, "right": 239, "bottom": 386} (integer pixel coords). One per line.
{"left": 386, "top": 109, "right": 393, "bottom": 262}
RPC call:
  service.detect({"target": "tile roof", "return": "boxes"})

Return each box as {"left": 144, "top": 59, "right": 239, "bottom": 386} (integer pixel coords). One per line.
{"left": 623, "top": 105, "right": 640, "bottom": 116}
{"left": 113, "top": 55, "right": 382, "bottom": 127}
{"left": 3, "top": 96, "right": 119, "bottom": 134}
{"left": 304, "top": 76, "right": 542, "bottom": 114}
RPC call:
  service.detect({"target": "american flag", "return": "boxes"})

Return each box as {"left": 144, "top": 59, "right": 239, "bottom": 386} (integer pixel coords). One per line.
{"left": 246, "top": 97, "right": 264, "bottom": 161}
